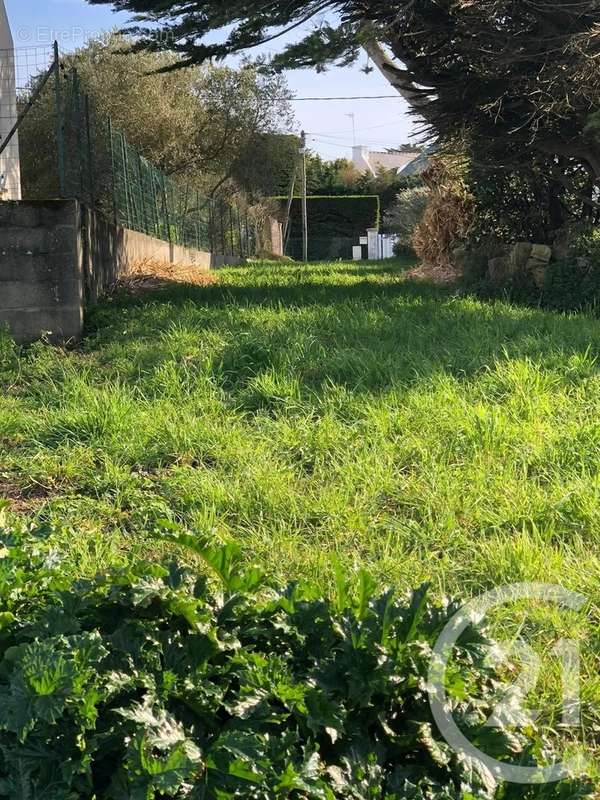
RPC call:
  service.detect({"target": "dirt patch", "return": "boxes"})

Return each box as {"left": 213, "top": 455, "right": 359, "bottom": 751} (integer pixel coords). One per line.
{"left": 114, "top": 259, "right": 219, "bottom": 295}
{"left": 404, "top": 262, "right": 460, "bottom": 285}
{"left": 0, "top": 478, "right": 56, "bottom": 514}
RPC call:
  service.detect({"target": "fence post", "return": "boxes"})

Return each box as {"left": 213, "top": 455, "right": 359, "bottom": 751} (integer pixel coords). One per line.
{"left": 84, "top": 94, "right": 95, "bottom": 209}
{"left": 151, "top": 171, "right": 161, "bottom": 239}
{"left": 137, "top": 152, "right": 148, "bottom": 236}
{"left": 71, "top": 69, "right": 85, "bottom": 199}
{"left": 195, "top": 189, "right": 200, "bottom": 251}
{"left": 236, "top": 206, "right": 243, "bottom": 258}
{"left": 228, "top": 205, "right": 235, "bottom": 256}
{"left": 119, "top": 134, "right": 132, "bottom": 230}
{"left": 53, "top": 41, "right": 66, "bottom": 197}
{"left": 245, "top": 210, "right": 250, "bottom": 257}
{"left": 220, "top": 199, "right": 226, "bottom": 255}
{"left": 108, "top": 117, "right": 118, "bottom": 226}
{"left": 208, "top": 200, "right": 215, "bottom": 253}
{"left": 161, "top": 175, "right": 173, "bottom": 251}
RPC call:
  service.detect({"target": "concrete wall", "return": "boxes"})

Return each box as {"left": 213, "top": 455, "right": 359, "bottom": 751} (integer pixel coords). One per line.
{"left": 0, "top": 198, "right": 284, "bottom": 345}
{"left": 0, "top": 199, "right": 213, "bottom": 344}
{"left": 0, "top": 200, "right": 83, "bottom": 344}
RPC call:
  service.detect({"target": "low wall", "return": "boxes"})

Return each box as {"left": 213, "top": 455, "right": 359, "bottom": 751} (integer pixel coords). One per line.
{"left": 0, "top": 199, "right": 215, "bottom": 344}
{"left": 80, "top": 207, "right": 214, "bottom": 305}
{"left": 121, "top": 229, "right": 212, "bottom": 270}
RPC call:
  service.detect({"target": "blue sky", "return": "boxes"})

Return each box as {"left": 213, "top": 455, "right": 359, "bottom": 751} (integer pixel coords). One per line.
{"left": 5, "top": 0, "right": 417, "bottom": 160}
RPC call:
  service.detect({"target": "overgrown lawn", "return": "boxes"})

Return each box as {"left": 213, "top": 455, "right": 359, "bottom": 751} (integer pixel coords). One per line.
{"left": 1, "top": 257, "right": 599, "bottom": 777}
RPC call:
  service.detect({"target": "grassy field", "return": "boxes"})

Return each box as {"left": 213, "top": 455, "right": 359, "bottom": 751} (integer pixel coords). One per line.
{"left": 1, "top": 257, "right": 599, "bottom": 776}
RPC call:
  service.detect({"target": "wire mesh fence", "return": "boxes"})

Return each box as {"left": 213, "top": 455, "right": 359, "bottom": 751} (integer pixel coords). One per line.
{"left": 0, "top": 46, "right": 54, "bottom": 200}
{"left": 1, "top": 43, "right": 264, "bottom": 258}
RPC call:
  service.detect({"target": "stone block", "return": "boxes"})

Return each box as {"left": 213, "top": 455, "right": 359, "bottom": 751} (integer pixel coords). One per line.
{"left": 0, "top": 305, "right": 84, "bottom": 344}
{"left": 38, "top": 200, "right": 75, "bottom": 227}
{"left": 552, "top": 234, "right": 570, "bottom": 262}
{"left": 526, "top": 258, "right": 547, "bottom": 288}
{"left": 48, "top": 224, "right": 77, "bottom": 255}
{"left": 0, "top": 226, "right": 48, "bottom": 253}
{"left": 530, "top": 244, "right": 552, "bottom": 263}
{"left": 0, "top": 253, "right": 53, "bottom": 282}
{"left": 10, "top": 204, "right": 40, "bottom": 228}
{"left": 0, "top": 203, "right": 13, "bottom": 225}
{"left": 488, "top": 256, "right": 511, "bottom": 283}
{"left": 509, "top": 242, "right": 532, "bottom": 272}
{"left": 452, "top": 245, "right": 468, "bottom": 270}
{"left": 0, "top": 280, "right": 82, "bottom": 310}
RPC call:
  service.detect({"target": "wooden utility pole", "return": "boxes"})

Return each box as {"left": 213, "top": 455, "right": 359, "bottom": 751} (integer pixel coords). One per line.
{"left": 282, "top": 159, "right": 298, "bottom": 254}
{"left": 300, "top": 130, "right": 308, "bottom": 263}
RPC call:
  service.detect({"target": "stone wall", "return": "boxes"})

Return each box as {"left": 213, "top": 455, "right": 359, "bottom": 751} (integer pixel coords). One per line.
{"left": 80, "top": 207, "right": 213, "bottom": 305}
{"left": 487, "top": 242, "right": 553, "bottom": 289}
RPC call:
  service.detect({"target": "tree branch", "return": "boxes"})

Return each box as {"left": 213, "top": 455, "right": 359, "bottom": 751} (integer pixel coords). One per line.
{"left": 361, "top": 38, "right": 433, "bottom": 120}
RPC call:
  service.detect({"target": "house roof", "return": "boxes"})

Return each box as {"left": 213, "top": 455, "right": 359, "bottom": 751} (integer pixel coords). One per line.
{"left": 352, "top": 146, "right": 422, "bottom": 176}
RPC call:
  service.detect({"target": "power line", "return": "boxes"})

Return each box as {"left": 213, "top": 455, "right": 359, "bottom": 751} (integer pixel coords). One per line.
{"left": 309, "top": 135, "right": 412, "bottom": 151}
{"left": 312, "top": 133, "right": 409, "bottom": 146}
{"left": 291, "top": 94, "right": 401, "bottom": 101}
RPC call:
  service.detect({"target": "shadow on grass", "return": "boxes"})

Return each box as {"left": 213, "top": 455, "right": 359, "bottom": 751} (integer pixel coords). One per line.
{"left": 86, "top": 262, "right": 600, "bottom": 401}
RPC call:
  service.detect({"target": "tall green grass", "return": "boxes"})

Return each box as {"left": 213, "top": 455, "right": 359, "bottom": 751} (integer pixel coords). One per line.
{"left": 0, "top": 257, "right": 599, "bottom": 776}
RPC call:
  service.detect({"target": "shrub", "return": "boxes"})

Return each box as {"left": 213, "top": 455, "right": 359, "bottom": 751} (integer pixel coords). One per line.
{"left": 0, "top": 519, "right": 592, "bottom": 798}
{"left": 383, "top": 185, "right": 430, "bottom": 255}
{"left": 0, "top": 329, "right": 17, "bottom": 378}
{"left": 542, "top": 259, "right": 600, "bottom": 313}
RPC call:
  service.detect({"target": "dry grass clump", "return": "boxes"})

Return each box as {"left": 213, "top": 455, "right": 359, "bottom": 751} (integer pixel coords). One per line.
{"left": 116, "top": 258, "right": 218, "bottom": 293}
{"left": 412, "top": 158, "right": 474, "bottom": 271}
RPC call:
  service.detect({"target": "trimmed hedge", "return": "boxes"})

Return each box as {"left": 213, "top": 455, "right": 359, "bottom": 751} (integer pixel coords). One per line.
{"left": 276, "top": 195, "right": 380, "bottom": 260}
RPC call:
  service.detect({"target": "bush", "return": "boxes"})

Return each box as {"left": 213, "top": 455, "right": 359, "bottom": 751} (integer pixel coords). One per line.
{"left": 383, "top": 185, "right": 430, "bottom": 255}
{"left": 542, "top": 259, "right": 600, "bottom": 312}
{"left": 0, "top": 519, "right": 592, "bottom": 798}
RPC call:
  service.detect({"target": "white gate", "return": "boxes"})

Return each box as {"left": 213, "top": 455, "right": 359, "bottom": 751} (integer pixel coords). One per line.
{"left": 367, "top": 229, "right": 398, "bottom": 261}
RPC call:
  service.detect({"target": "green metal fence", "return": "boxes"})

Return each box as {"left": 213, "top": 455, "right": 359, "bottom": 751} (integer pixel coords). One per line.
{"left": 50, "top": 46, "right": 257, "bottom": 257}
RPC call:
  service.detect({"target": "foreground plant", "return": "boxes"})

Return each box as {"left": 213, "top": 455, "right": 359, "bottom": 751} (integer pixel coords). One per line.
{"left": 0, "top": 519, "right": 592, "bottom": 798}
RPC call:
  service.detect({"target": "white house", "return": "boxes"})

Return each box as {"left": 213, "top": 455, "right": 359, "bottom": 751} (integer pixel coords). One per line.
{"left": 352, "top": 145, "right": 423, "bottom": 178}
{"left": 0, "top": 0, "right": 21, "bottom": 200}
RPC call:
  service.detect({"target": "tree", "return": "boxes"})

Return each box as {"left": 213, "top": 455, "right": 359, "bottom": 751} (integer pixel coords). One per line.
{"left": 88, "top": 1, "right": 600, "bottom": 189}
{"left": 305, "top": 154, "right": 360, "bottom": 196}
{"left": 233, "top": 134, "right": 300, "bottom": 198}
{"left": 20, "top": 32, "right": 293, "bottom": 198}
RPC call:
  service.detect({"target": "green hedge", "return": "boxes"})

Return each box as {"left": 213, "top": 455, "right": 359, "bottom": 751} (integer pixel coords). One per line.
{"left": 276, "top": 195, "right": 380, "bottom": 260}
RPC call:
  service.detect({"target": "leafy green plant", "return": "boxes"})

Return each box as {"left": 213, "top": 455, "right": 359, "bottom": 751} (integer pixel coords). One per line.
{"left": 0, "top": 518, "right": 592, "bottom": 798}
{"left": 0, "top": 330, "right": 17, "bottom": 379}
